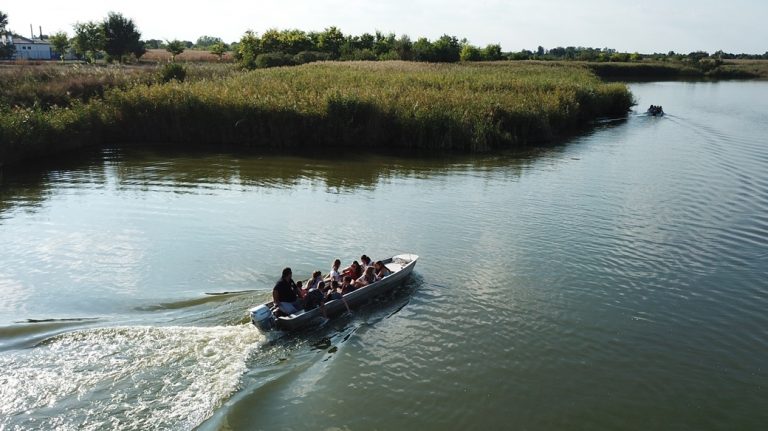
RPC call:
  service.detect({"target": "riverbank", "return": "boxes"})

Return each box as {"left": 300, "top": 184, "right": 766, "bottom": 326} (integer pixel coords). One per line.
{"left": 583, "top": 59, "right": 768, "bottom": 80}
{"left": 0, "top": 61, "right": 633, "bottom": 165}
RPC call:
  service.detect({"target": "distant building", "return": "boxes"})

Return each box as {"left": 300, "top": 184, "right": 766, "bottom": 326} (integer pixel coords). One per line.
{"left": 1, "top": 34, "right": 53, "bottom": 60}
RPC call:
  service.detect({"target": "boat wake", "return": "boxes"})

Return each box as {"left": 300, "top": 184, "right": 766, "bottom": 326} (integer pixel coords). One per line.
{"left": 0, "top": 324, "right": 264, "bottom": 431}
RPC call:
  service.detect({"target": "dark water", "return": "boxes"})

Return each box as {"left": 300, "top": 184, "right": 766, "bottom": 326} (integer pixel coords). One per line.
{"left": 1, "top": 81, "right": 766, "bottom": 430}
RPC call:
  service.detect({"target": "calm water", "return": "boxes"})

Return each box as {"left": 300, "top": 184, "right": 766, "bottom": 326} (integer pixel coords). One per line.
{"left": 1, "top": 81, "right": 767, "bottom": 430}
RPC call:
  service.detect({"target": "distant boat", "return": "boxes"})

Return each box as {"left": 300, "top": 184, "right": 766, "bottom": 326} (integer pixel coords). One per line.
{"left": 250, "top": 253, "right": 419, "bottom": 331}
{"left": 647, "top": 105, "right": 664, "bottom": 116}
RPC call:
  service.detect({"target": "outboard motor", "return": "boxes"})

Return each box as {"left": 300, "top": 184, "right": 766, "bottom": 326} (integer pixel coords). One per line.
{"left": 250, "top": 305, "right": 276, "bottom": 332}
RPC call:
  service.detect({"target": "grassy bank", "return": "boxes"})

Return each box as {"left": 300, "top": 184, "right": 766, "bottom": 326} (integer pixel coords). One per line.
{"left": 584, "top": 59, "right": 768, "bottom": 80}
{"left": 0, "top": 61, "right": 633, "bottom": 165}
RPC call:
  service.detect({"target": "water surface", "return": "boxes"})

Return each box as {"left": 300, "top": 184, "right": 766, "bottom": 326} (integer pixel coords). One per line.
{"left": 1, "top": 81, "right": 767, "bottom": 430}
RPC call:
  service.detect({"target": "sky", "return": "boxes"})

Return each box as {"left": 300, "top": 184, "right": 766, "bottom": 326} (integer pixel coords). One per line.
{"left": 3, "top": 0, "right": 766, "bottom": 54}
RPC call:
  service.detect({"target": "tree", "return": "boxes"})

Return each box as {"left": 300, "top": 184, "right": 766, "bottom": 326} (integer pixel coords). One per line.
{"left": 165, "top": 39, "right": 186, "bottom": 62}
{"left": 316, "top": 26, "right": 345, "bottom": 59}
{"left": 432, "top": 34, "right": 461, "bottom": 62}
{"left": 481, "top": 44, "right": 503, "bottom": 61}
{"left": 549, "top": 46, "right": 566, "bottom": 58}
{"left": 687, "top": 51, "right": 709, "bottom": 63}
{"left": 359, "top": 33, "right": 375, "bottom": 51}
{"left": 49, "top": 31, "right": 70, "bottom": 62}
{"left": 195, "top": 35, "right": 223, "bottom": 48}
{"left": 373, "top": 31, "right": 396, "bottom": 57}
{"left": 73, "top": 21, "right": 105, "bottom": 63}
{"left": 460, "top": 44, "right": 481, "bottom": 61}
{"left": 509, "top": 50, "right": 532, "bottom": 60}
{"left": 393, "top": 35, "right": 413, "bottom": 61}
{"left": 102, "top": 12, "right": 144, "bottom": 62}
{"left": 210, "top": 41, "right": 227, "bottom": 61}
{"left": 412, "top": 37, "right": 435, "bottom": 62}
{"left": 272, "top": 29, "right": 312, "bottom": 54}
{"left": 0, "top": 10, "right": 16, "bottom": 59}
{"left": 144, "top": 39, "right": 164, "bottom": 49}
{"left": 259, "top": 28, "right": 312, "bottom": 54}
{"left": 235, "top": 30, "right": 261, "bottom": 69}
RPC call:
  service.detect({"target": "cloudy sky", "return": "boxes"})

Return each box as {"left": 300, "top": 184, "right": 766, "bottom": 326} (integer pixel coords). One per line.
{"left": 3, "top": 0, "right": 766, "bottom": 53}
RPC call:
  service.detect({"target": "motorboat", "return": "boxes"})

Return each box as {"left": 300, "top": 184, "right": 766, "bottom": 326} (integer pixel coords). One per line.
{"left": 250, "top": 253, "right": 419, "bottom": 331}
{"left": 647, "top": 105, "right": 664, "bottom": 116}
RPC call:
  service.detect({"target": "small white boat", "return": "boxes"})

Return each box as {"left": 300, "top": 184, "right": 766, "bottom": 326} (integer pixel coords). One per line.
{"left": 250, "top": 253, "right": 419, "bottom": 332}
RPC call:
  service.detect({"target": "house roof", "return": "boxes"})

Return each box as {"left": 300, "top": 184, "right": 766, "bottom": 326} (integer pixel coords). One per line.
{"left": 8, "top": 34, "right": 51, "bottom": 45}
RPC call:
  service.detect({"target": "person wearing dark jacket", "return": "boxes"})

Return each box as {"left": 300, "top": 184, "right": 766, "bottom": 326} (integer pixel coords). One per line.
{"left": 273, "top": 267, "right": 302, "bottom": 315}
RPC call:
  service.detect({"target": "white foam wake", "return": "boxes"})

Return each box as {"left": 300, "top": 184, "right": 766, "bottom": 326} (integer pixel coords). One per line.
{"left": 0, "top": 324, "right": 264, "bottom": 430}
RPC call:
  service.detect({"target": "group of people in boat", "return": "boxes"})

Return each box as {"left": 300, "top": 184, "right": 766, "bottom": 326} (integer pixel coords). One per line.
{"left": 271, "top": 255, "right": 393, "bottom": 317}
{"left": 647, "top": 105, "right": 664, "bottom": 116}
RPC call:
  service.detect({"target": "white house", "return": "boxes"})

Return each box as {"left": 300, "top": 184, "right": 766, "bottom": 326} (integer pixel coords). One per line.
{"left": 1, "top": 34, "right": 53, "bottom": 60}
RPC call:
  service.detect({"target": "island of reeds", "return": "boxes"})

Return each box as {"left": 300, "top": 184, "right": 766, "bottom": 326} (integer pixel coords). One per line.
{"left": 0, "top": 61, "right": 633, "bottom": 165}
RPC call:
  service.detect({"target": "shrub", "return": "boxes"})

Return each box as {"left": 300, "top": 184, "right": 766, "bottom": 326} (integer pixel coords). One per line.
{"left": 254, "top": 53, "right": 294, "bottom": 68}
{"left": 293, "top": 51, "right": 330, "bottom": 65}
{"left": 160, "top": 63, "right": 187, "bottom": 82}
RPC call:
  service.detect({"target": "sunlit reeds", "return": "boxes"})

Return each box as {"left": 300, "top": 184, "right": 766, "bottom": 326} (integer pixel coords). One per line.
{"left": 0, "top": 61, "right": 633, "bottom": 164}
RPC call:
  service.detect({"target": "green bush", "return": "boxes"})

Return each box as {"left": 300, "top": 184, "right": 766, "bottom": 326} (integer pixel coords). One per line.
{"left": 293, "top": 51, "right": 330, "bottom": 65}
{"left": 255, "top": 53, "right": 294, "bottom": 68}
{"left": 160, "top": 63, "right": 187, "bottom": 82}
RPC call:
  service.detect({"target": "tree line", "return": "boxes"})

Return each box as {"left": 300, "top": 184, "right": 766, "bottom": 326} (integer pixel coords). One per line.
{"left": 505, "top": 46, "right": 768, "bottom": 62}
{"left": 0, "top": 10, "right": 229, "bottom": 63}
{"left": 2, "top": 9, "right": 766, "bottom": 67}
{"left": 0, "top": 11, "right": 146, "bottom": 63}
{"left": 234, "top": 27, "right": 504, "bottom": 69}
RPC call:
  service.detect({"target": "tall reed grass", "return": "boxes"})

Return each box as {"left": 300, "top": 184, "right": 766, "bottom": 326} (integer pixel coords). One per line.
{"left": 584, "top": 60, "right": 768, "bottom": 79}
{"left": 0, "top": 61, "right": 633, "bottom": 164}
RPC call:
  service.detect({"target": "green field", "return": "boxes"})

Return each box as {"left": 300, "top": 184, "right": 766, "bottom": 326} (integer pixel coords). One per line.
{"left": 0, "top": 61, "right": 634, "bottom": 165}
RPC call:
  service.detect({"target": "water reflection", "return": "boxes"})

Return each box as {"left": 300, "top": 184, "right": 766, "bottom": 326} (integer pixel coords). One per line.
{"left": 0, "top": 144, "right": 574, "bottom": 219}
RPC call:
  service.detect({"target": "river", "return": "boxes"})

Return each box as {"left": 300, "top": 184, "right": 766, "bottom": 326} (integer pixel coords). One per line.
{"left": 1, "top": 81, "right": 766, "bottom": 430}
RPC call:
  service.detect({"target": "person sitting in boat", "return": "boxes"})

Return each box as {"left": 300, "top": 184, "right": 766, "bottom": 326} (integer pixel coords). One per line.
{"left": 326, "top": 259, "right": 342, "bottom": 283}
{"left": 360, "top": 255, "right": 373, "bottom": 271}
{"left": 273, "top": 267, "right": 302, "bottom": 315}
{"left": 303, "top": 279, "right": 325, "bottom": 311}
{"left": 355, "top": 266, "right": 376, "bottom": 288}
{"left": 307, "top": 270, "right": 324, "bottom": 291}
{"left": 340, "top": 275, "right": 357, "bottom": 295}
{"left": 328, "top": 279, "right": 353, "bottom": 315}
{"left": 648, "top": 105, "right": 663, "bottom": 115}
{"left": 373, "top": 261, "right": 391, "bottom": 280}
{"left": 343, "top": 260, "right": 363, "bottom": 280}
{"left": 302, "top": 277, "right": 331, "bottom": 320}
{"left": 325, "top": 280, "right": 343, "bottom": 301}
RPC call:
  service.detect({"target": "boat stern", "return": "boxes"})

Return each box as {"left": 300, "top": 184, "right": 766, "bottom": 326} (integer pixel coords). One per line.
{"left": 250, "top": 304, "right": 276, "bottom": 332}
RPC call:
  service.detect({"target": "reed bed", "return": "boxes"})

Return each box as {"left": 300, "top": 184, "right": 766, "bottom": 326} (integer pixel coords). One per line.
{"left": 0, "top": 61, "right": 633, "bottom": 164}
{"left": 0, "top": 64, "right": 155, "bottom": 108}
{"left": 584, "top": 60, "right": 768, "bottom": 79}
